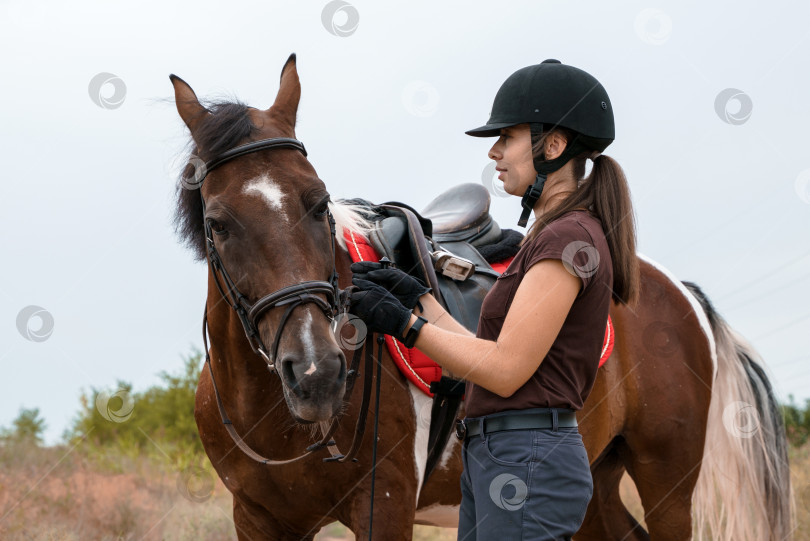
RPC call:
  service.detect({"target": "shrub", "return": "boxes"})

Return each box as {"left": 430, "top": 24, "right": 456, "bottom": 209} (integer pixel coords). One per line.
{"left": 1, "top": 407, "right": 46, "bottom": 445}
{"left": 65, "top": 348, "right": 205, "bottom": 468}
{"left": 781, "top": 394, "right": 810, "bottom": 447}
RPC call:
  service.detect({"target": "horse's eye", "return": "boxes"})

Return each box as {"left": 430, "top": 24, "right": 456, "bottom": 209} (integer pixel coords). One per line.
{"left": 314, "top": 202, "right": 329, "bottom": 217}
{"left": 208, "top": 219, "right": 227, "bottom": 236}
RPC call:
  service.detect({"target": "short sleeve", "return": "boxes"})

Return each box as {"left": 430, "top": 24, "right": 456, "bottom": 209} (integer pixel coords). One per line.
{"left": 522, "top": 218, "right": 601, "bottom": 297}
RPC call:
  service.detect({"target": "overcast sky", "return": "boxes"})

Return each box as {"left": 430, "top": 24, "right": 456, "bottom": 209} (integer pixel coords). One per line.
{"left": 2, "top": 0, "right": 809, "bottom": 444}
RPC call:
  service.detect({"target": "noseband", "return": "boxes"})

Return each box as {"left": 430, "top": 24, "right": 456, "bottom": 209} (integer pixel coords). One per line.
{"left": 195, "top": 137, "right": 342, "bottom": 370}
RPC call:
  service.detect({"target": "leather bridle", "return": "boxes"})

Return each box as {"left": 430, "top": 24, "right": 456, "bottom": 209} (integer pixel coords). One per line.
{"left": 196, "top": 137, "right": 341, "bottom": 368}
{"left": 192, "top": 136, "right": 380, "bottom": 466}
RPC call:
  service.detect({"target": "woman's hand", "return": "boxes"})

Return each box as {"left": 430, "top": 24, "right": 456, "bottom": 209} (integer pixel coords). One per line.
{"left": 350, "top": 261, "right": 431, "bottom": 310}
{"left": 348, "top": 278, "right": 414, "bottom": 340}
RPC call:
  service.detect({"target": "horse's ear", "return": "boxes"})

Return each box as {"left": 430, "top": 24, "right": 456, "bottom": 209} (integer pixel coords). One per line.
{"left": 170, "top": 74, "right": 210, "bottom": 134}
{"left": 266, "top": 53, "right": 300, "bottom": 135}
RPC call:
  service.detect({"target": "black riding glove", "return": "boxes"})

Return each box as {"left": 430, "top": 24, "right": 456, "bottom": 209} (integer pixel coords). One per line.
{"left": 349, "top": 278, "right": 413, "bottom": 340}
{"left": 350, "top": 261, "right": 431, "bottom": 310}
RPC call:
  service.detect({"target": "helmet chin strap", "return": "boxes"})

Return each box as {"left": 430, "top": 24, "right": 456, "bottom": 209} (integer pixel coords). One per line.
{"left": 518, "top": 126, "right": 587, "bottom": 227}
{"left": 518, "top": 173, "right": 547, "bottom": 228}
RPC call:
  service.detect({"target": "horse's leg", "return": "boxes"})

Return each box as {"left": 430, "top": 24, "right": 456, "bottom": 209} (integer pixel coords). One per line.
{"left": 232, "top": 497, "right": 321, "bottom": 541}
{"left": 575, "top": 317, "right": 651, "bottom": 541}
{"left": 232, "top": 498, "right": 283, "bottom": 540}
{"left": 614, "top": 260, "right": 715, "bottom": 541}
{"left": 342, "top": 415, "right": 420, "bottom": 541}
{"left": 576, "top": 441, "right": 649, "bottom": 541}
{"left": 345, "top": 494, "right": 416, "bottom": 541}
{"left": 620, "top": 432, "right": 701, "bottom": 541}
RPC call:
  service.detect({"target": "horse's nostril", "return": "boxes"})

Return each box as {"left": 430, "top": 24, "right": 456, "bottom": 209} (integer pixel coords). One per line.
{"left": 337, "top": 351, "right": 347, "bottom": 384}
{"left": 281, "top": 359, "right": 307, "bottom": 399}
{"left": 281, "top": 351, "right": 346, "bottom": 402}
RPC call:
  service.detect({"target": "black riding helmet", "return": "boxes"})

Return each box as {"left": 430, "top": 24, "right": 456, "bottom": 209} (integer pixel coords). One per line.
{"left": 467, "top": 59, "right": 615, "bottom": 227}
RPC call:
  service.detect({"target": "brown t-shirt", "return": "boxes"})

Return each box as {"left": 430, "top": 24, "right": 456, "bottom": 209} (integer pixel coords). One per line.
{"left": 464, "top": 209, "right": 614, "bottom": 417}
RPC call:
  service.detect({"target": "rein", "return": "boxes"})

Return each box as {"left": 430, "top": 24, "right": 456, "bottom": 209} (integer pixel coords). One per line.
{"left": 192, "top": 137, "right": 379, "bottom": 465}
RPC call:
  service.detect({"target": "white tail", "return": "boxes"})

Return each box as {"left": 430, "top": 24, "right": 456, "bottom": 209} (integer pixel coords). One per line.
{"left": 685, "top": 282, "right": 795, "bottom": 540}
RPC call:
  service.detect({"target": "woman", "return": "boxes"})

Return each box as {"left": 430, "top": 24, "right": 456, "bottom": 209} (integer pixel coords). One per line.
{"left": 349, "top": 59, "right": 640, "bottom": 540}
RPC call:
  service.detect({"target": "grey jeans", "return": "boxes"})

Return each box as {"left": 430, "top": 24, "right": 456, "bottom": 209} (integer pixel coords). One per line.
{"left": 457, "top": 410, "right": 593, "bottom": 541}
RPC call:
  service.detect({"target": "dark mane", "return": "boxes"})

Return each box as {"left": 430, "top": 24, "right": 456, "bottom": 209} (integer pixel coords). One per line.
{"left": 173, "top": 100, "right": 257, "bottom": 261}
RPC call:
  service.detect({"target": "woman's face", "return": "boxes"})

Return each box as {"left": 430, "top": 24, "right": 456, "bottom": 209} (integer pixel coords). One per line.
{"left": 488, "top": 123, "right": 537, "bottom": 197}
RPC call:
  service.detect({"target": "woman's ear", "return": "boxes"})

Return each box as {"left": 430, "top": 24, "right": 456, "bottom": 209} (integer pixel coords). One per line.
{"left": 544, "top": 131, "right": 568, "bottom": 160}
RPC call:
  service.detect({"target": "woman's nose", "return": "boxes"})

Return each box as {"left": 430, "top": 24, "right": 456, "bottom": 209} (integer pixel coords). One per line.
{"left": 488, "top": 145, "right": 501, "bottom": 161}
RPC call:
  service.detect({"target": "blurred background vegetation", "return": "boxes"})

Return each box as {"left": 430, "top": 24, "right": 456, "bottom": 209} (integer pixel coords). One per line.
{"left": 61, "top": 349, "right": 204, "bottom": 471}
{"left": 4, "top": 348, "right": 809, "bottom": 456}
{"left": 1, "top": 351, "right": 810, "bottom": 540}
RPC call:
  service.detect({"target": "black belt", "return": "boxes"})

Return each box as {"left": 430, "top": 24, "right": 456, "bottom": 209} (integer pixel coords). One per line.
{"left": 456, "top": 410, "right": 577, "bottom": 440}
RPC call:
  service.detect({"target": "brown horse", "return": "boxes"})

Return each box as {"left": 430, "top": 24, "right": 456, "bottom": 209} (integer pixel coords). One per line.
{"left": 171, "top": 55, "right": 793, "bottom": 540}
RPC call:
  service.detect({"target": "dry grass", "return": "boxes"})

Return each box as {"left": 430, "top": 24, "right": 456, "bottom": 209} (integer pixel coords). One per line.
{"left": 788, "top": 443, "right": 810, "bottom": 540}
{"left": 0, "top": 441, "right": 236, "bottom": 540}
{"left": 0, "top": 440, "right": 454, "bottom": 541}
{"left": 1, "top": 439, "right": 807, "bottom": 540}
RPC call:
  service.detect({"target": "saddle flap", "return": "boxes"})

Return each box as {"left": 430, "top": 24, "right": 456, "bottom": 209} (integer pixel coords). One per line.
{"left": 368, "top": 217, "right": 407, "bottom": 262}
{"left": 367, "top": 204, "right": 444, "bottom": 305}
{"left": 361, "top": 195, "right": 508, "bottom": 337}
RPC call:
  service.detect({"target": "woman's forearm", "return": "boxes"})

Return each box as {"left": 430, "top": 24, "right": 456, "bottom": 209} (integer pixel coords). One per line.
{"left": 404, "top": 314, "right": 513, "bottom": 397}
{"left": 414, "top": 293, "right": 475, "bottom": 337}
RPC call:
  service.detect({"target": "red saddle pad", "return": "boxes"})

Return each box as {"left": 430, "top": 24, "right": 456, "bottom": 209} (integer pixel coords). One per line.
{"left": 343, "top": 229, "right": 614, "bottom": 397}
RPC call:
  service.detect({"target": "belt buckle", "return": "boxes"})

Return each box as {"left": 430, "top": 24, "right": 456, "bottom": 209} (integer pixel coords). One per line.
{"left": 455, "top": 419, "right": 466, "bottom": 440}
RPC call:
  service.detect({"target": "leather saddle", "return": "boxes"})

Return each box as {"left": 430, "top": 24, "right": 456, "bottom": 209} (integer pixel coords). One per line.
{"left": 366, "top": 184, "right": 507, "bottom": 334}
{"left": 423, "top": 182, "right": 502, "bottom": 248}
{"left": 349, "top": 183, "right": 522, "bottom": 488}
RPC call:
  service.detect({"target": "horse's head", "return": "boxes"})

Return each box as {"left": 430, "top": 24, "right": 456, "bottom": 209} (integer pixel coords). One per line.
{"left": 171, "top": 55, "right": 348, "bottom": 423}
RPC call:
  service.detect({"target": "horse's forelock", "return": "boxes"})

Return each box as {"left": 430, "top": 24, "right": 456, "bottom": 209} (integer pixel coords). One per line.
{"left": 173, "top": 100, "right": 256, "bottom": 261}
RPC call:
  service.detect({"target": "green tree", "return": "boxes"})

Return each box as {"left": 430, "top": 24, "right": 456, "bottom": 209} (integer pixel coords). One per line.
{"left": 66, "top": 348, "right": 204, "bottom": 467}
{"left": 1, "top": 407, "right": 47, "bottom": 445}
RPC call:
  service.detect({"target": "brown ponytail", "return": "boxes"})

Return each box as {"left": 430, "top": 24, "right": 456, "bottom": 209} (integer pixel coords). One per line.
{"left": 521, "top": 127, "right": 640, "bottom": 308}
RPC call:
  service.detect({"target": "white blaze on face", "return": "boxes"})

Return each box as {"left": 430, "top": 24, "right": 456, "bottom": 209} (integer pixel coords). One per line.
{"left": 243, "top": 174, "right": 287, "bottom": 223}
{"left": 301, "top": 311, "right": 317, "bottom": 376}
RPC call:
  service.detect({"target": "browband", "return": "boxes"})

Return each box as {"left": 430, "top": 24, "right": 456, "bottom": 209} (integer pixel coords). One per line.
{"left": 203, "top": 137, "right": 308, "bottom": 179}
